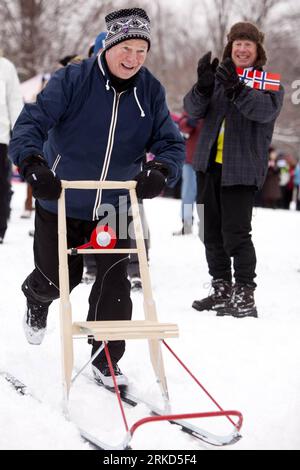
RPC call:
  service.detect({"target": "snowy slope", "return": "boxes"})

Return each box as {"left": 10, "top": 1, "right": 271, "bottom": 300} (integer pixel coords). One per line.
{"left": 0, "top": 182, "right": 300, "bottom": 450}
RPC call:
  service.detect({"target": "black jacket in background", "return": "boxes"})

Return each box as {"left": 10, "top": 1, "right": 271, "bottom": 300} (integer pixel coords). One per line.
{"left": 184, "top": 78, "right": 284, "bottom": 189}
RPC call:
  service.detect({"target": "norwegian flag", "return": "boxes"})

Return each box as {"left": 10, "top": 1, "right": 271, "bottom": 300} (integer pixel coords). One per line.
{"left": 236, "top": 67, "right": 281, "bottom": 91}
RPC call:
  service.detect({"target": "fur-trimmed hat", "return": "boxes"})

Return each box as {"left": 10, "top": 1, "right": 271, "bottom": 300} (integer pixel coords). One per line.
{"left": 104, "top": 8, "right": 151, "bottom": 51}
{"left": 222, "top": 22, "right": 267, "bottom": 68}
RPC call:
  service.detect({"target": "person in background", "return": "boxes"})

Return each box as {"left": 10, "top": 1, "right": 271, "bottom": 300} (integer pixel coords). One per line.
{"left": 173, "top": 112, "right": 203, "bottom": 235}
{"left": 161, "top": 113, "right": 183, "bottom": 199}
{"left": 294, "top": 161, "right": 300, "bottom": 211}
{"left": 21, "top": 73, "right": 51, "bottom": 221}
{"left": 57, "top": 55, "right": 83, "bottom": 68}
{"left": 184, "top": 22, "right": 284, "bottom": 318}
{"left": 88, "top": 32, "right": 107, "bottom": 58}
{"left": 20, "top": 183, "right": 33, "bottom": 219}
{"left": 93, "top": 32, "right": 107, "bottom": 56}
{"left": 261, "top": 146, "right": 281, "bottom": 209}
{"left": 82, "top": 33, "right": 107, "bottom": 283}
{"left": 60, "top": 53, "right": 98, "bottom": 284}
{"left": 9, "top": 8, "right": 184, "bottom": 387}
{"left": 127, "top": 153, "right": 150, "bottom": 291}
{"left": 0, "top": 54, "right": 23, "bottom": 243}
{"left": 277, "top": 153, "right": 296, "bottom": 209}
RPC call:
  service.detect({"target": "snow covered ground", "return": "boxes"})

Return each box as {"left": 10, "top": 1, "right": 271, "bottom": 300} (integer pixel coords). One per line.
{"left": 0, "top": 181, "right": 300, "bottom": 450}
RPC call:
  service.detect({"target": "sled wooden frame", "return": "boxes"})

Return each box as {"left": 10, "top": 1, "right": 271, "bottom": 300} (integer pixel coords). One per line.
{"left": 58, "top": 180, "right": 243, "bottom": 449}
{"left": 58, "top": 180, "right": 178, "bottom": 406}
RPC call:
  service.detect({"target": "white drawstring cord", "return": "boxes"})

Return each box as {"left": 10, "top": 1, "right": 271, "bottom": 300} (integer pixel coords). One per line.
{"left": 133, "top": 87, "right": 145, "bottom": 117}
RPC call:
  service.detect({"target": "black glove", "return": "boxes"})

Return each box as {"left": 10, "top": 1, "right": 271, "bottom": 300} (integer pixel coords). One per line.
{"left": 19, "top": 155, "right": 62, "bottom": 200}
{"left": 195, "top": 51, "right": 219, "bottom": 96}
{"left": 215, "top": 58, "right": 244, "bottom": 100}
{"left": 135, "top": 161, "right": 169, "bottom": 199}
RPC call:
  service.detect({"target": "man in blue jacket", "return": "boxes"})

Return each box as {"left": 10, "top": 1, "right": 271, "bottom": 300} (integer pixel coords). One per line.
{"left": 9, "top": 8, "right": 184, "bottom": 387}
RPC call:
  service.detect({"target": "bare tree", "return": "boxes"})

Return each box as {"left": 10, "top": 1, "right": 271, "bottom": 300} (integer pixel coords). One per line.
{"left": 202, "top": 0, "right": 236, "bottom": 58}
{"left": 0, "top": 0, "right": 114, "bottom": 79}
{"left": 266, "top": 8, "right": 300, "bottom": 157}
{"left": 1, "top": 0, "right": 298, "bottom": 156}
{"left": 234, "top": 0, "right": 279, "bottom": 28}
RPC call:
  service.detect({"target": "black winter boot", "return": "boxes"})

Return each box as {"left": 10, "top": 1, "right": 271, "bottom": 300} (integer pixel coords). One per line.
{"left": 192, "top": 279, "right": 232, "bottom": 312}
{"left": 221, "top": 283, "right": 258, "bottom": 318}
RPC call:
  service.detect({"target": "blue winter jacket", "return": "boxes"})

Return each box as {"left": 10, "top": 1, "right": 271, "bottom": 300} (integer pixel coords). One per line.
{"left": 9, "top": 54, "right": 185, "bottom": 220}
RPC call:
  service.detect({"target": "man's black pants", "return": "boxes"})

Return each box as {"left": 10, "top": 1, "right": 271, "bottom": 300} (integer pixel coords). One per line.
{"left": 23, "top": 202, "right": 132, "bottom": 364}
{"left": 196, "top": 164, "right": 257, "bottom": 286}
{"left": 0, "top": 144, "right": 13, "bottom": 239}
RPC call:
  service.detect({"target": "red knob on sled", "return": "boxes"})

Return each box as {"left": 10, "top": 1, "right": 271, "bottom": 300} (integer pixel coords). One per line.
{"left": 90, "top": 225, "right": 117, "bottom": 249}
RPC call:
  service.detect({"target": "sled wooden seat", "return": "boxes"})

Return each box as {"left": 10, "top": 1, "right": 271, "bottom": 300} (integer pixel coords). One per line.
{"left": 72, "top": 320, "right": 179, "bottom": 341}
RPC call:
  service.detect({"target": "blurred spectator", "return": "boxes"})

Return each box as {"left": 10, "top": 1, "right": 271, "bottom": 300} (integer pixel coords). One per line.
{"left": 58, "top": 55, "right": 83, "bottom": 68}
{"left": 163, "top": 112, "right": 183, "bottom": 199}
{"left": 88, "top": 32, "right": 107, "bottom": 57}
{"left": 127, "top": 191, "right": 150, "bottom": 291}
{"left": 58, "top": 55, "right": 78, "bottom": 67}
{"left": 277, "top": 153, "right": 296, "bottom": 209}
{"left": 260, "top": 147, "right": 281, "bottom": 209}
{"left": 20, "top": 184, "right": 33, "bottom": 219}
{"left": 294, "top": 161, "right": 300, "bottom": 211}
{"left": 93, "top": 32, "right": 107, "bottom": 56}
{"left": 20, "top": 73, "right": 50, "bottom": 219}
{"left": 58, "top": 53, "right": 98, "bottom": 283}
{"left": 0, "top": 54, "right": 23, "bottom": 242}
{"left": 83, "top": 35, "right": 106, "bottom": 282}
{"left": 173, "top": 112, "right": 203, "bottom": 235}
{"left": 88, "top": 43, "right": 95, "bottom": 58}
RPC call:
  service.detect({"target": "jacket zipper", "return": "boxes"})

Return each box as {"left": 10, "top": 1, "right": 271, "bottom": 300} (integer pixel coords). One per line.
{"left": 92, "top": 89, "right": 124, "bottom": 220}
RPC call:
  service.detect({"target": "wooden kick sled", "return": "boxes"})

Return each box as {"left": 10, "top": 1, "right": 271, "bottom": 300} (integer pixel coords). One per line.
{"left": 57, "top": 180, "right": 243, "bottom": 449}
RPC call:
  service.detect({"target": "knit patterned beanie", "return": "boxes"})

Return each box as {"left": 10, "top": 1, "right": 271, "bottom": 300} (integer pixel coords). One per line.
{"left": 104, "top": 8, "right": 151, "bottom": 51}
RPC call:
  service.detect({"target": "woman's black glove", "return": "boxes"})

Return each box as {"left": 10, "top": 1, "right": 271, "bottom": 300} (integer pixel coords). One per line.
{"left": 19, "top": 155, "right": 62, "bottom": 200}
{"left": 135, "top": 161, "right": 169, "bottom": 199}
{"left": 215, "top": 58, "right": 244, "bottom": 100}
{"left": 195, "top": 51, "right": 219, "bottom": 96}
